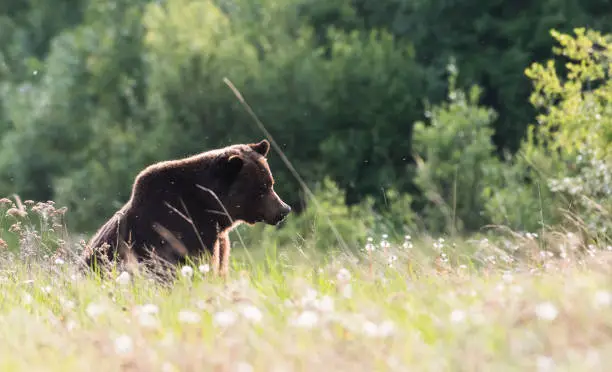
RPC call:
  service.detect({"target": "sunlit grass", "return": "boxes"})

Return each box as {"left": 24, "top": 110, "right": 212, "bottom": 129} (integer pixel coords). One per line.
{"left": 2, "top": 198, "right": 612, "bottom": 371}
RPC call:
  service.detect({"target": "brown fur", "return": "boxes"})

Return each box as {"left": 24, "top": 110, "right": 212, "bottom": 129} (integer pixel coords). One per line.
{"left": 81, "top": 140, "right": 291, "bottom": 278}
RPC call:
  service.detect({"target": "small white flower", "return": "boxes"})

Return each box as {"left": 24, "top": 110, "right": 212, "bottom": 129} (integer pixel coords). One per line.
{"left": 593, "top": 290, "right": 612, "bottom": 309}
{"left": 116, "top": 271, "right": 131, "bottom": 285}
{"left": 336, "top": 268, "right": 351, "bottom": 282}
{"left": 235, "top": 362, "right": 254, "bottom": 372}
{"left": 300, "top": 288, "right": 318, "bottom": 307}
{"left": 66, "top": 319, "right": 78, "bottom": 332}
{"left": 314, "top": 295, "right": 334, "bottom": 313}
{"left": 114, "top": 334, "right": 134, "bottom": 355}
{"left": 59, "top": 297, "right": 75, "bottom": 310}
{"left": 138, "top": 312, "right": 160, "bottom": 329}
{"left": 161, "top": 362, "right": 176, "bottom": 372}
{"left": 136, "top": 303, "right": 159, "bottom": 315}
{"left": 291, "top": 310, "right": 319, "bottom": 328}
{"left": 22, "top": 292, "right": 33, "bottom": 305}
{"left": 536, "top": 355, "right": 554, "bottom": 372}
{"left": 181, "top": 266, "right": 194, "bottom": 278}
{"left": 361, "top": 319, "right": 395, "bottom": 338}
{"left": 213, "top": 310, "right": 237, "bottom": 327}
{"left": 239, "top": 305, "right": 262, "bottom": 323}
{"left": 535, "top": 302, "right": 558, "bottom": 321}
{"left": 502, "top": 271, "right": 514, "bottom": 283}
{"left": 377, "top": 320, "right": 396, "bottom": 337}
{"left": 54, "top": 258, "right": 65, "bottom": 265}
{"left": 196, "top": 299, "right": 208, "bottom": 310}
{"left": 198, "top": 264, "right": 210, "bottom": 274}
{"left": 178, "top": 310, "right": 201, "bottom": 324}
{"left": 362, "top": 321, "right": 379, "bottom": 337}
{"left": 86, "top": 302, "right": 106, "bottom": 319}
{"left": 450, "top": 309, "right": 466, "bottom": 323}
{"left": 41, "top": 285, "right": 52, "bottom": 294}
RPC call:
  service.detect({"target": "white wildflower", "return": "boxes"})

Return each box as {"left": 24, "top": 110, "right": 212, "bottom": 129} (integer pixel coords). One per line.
{"left": 66, "top": 319, "right": 78, "bottom": 332}
{"left": 403, "top": 235, "right": 413, "bottom": 249}
{"left": 133, "top": 303, "right": 160, "bottom": 328}
{"left": 161, "top": 362, "right": 176, "bottom": 372}
{"left": 362, "top": 321, "right": 379, "bottom": 337}
{"left": 180, "top": 265, "right": 194, "bottom": 278}
{"left": 213, "top": 310, "right": 237, "bottom": 328}
{"left": 593, "top": 290, "right": 612, "bottom": 309}
{"left": 114, "top": 334, "right": 134, "bottom": 355}
{"left": 116, "top": 271, "right": 131, "bottom": 285}
{"left": 59, "top": 297, "right": 75, "bottom": 311}
{"left": 138, "top": 312, "right": 160, "bottom": 329}
{"left": 41, "top": 285, "right": 52, "bottom": 294}
{"left": 300, "top": 288, "right": 318, "bottom": 307}
{"left": 536, "top": 355, "right": 554, "bottom": 372}
{"left": 314, "top": 295, "right": 335, "bottom": 313}
{"left": 336, "top": 268, "right": 351, "bottom": 282}
{"left": 178, "top": 310, "right": 201, "bottom": 324}
{"left": 291, "top": 310, "right": 319, "bottom": 328}
{"left": 535, "top": 302, "right": 558, "bottom": 321}
{"left": 86, "top": 302, "right": 106, "bottom": 319}
{"left": 136, "top": 303, "right": 159, "bottom": 315}
{"left": 235, "top": 362, "right": 254, "bottom": 372}
{"left": 362, "top": 320, "right": 395, "bottom": 338}
{"left": 54, "top": 257, "right": 65, "bottom": 265}
{"left": 380, "top": 234, "right": 390, "bottom": 250}
{"left": 22, "top": 292, "right": 33, "bottom": 305}
{"left": 198, "top": 264, "right": 210, "bottom": 274}
{"left": 365, "top": 237, "right": 375, "bottom": 252}
{"left": 502, "top": 271, "right": 514, "bottom": 283}
{"left": 196, "top": 299, "right": 208, "bottom": 310}
{"left": 377, "top": 320, "right": 396, "bottom": 337}
{"left": 450, "top": 309, "right": 466, "bottom": 324}
{"left": 239, "top": 305, "right": 262, "bottom": 323}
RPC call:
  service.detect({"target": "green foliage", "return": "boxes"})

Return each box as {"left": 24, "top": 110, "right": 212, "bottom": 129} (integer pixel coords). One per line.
{"left": 484, "top": 28, "right": 612, "bottom": 235}
{"left": 340, "top": 0, "right": 612, "bottom": 153}
{"left": 319, "top": 28, "right": 425, "bottom": 204}
{"left": 1, "top": 0, "right": 612, "bottom": 241}
{"left": 525, "top": 28, "right": 612, "bottom": 157}
{"left": 524, "top": 28, "right": 612, "bottom": 237}
{"left": 411, "top": 64, "right": 500, "bottom": 234}
{"left": 142, "top": 0, "right": 426, "bottom": 213}
{"left": 481, "top": 148, "right": 560, "bottom": 233}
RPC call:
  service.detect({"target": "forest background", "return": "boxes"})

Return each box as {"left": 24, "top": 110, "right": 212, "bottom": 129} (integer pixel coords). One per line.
{"left": 2, "top": 0, "right": 612, "bottom": 251}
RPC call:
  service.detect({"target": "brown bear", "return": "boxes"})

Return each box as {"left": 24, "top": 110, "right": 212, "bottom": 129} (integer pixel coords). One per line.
{"left": 81, "top": 139, "right": 291, "bottom": 278}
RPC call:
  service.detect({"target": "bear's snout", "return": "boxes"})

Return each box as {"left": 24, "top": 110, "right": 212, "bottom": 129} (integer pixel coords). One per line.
{"left": 265, "top": 191, "right": 291, "bottom": 225}
{"left": 277, "top": 201, "right": 291, "bottom": 221}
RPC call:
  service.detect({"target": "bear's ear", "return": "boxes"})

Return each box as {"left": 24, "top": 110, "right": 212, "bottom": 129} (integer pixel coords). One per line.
{"left": 226, "top": 154, "right": 244, "bottom": 178}
{"left": 250, "top": 139, "right": 270, "bottom": 157}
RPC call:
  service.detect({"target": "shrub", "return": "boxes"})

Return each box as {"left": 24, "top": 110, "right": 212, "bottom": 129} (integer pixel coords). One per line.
{"left": 411, "top": 62, "right": 500, "bottom": 234}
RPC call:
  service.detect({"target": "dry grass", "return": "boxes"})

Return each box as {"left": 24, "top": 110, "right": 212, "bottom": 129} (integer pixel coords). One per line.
{"left": 2, "top": 198, "right": 612, "bottom": 371}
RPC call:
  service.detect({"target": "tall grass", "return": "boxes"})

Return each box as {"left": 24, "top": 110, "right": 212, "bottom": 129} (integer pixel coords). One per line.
{"left": 2, "top": 197, "right": 612, "bottom": 371}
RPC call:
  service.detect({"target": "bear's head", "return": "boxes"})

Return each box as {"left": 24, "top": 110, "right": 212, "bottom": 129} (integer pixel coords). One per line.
{"left": 216, "top": 139, "right": 291, "bottom": 226}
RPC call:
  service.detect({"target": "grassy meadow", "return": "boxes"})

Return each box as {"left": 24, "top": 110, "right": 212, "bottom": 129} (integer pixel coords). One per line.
{"left": 1, "top": 198, "right": 612, "bottom": 371}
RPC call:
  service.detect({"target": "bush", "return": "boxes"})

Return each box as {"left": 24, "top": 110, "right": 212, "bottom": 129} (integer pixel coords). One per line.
{"left": 484, "top": 28, "right": 612, "bottom": 238}
{"left": 411, "top": 63, "right": 500, "bottom": 234}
